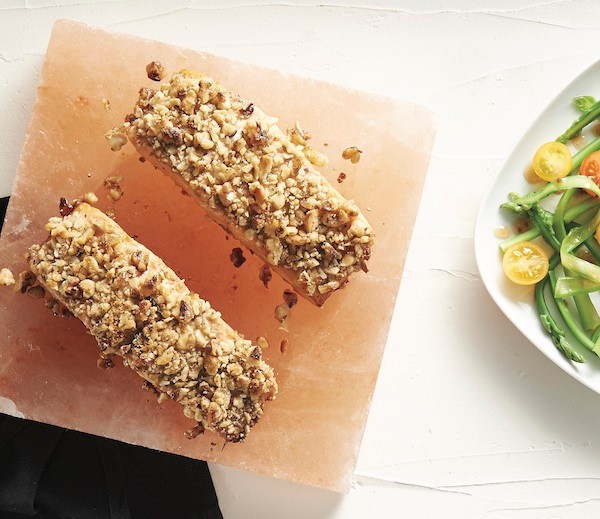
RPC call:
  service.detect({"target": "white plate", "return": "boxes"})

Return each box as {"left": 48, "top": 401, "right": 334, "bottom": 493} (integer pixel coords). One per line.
{"left": 474, "top": 58, "right": 600, "bottom": 394}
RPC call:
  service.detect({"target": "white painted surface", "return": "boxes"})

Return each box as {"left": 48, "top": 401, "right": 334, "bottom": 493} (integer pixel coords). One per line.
{"left": 3, "top": 1, "right": 600, "bottom": 517}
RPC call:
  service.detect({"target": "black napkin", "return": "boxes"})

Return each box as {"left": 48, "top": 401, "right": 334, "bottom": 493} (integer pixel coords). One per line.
{"left": 0, "top": 196, "right": 223, "bottom": 519}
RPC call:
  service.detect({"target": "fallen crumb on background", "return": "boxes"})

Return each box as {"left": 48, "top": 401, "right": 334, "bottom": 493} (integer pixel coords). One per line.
{"left": 280, "top": 338, "right": 289, "bottom": 354}
{"left": 283, "top": 289, "right": 298, "bottom": 308}
{"left": 59, "top": 197, "right": 74, "bottom": 217}
{"left": 0, "top": 268, "right": 15, "bottom": 286}
{"left": 342, "top": 146, "right": 362, "bottom": 164}
{"left": 97, "top": 357, "right": 114, "bottom": 369}
{"left": 184, "top": 423, "right": 204, "bottom": 440}
{"left": 230, "top": 247, "right": 246, "bottom": 268}
{"left": 259, "top": 265, "right": 272, "bottom": 288}
{"left": 146, "top": 60, "right": 166, "bottom": 81}
{"left": 102, "top": 98, "right": 111, "bottom": 110}
{"left": 103, "top": 175, "right": 124, "bottom": 201}
{"left": 105, "top": 129, "right": 128, "bottom": 152}
{"left": 257, "top": 336, "right": 269, "bottom": 349}
{"left": 274, "top": 303, "right": 291, "bottom": 330}
{"left": 337, "top": 172, "right": 347, "bottom": 183}
{"left": 81, "top": 192, "right": 98, "bottom": 205}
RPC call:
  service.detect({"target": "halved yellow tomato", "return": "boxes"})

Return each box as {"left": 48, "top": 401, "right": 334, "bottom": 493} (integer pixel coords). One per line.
{"left": 502, "top": 241, "right": 549, "bottom": 285}
{"left": 532, "top": 142, "right": 572, "bottom": 182}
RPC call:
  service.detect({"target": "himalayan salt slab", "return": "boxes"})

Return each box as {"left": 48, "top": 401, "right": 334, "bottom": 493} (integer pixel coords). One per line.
{"left": 0, "top": 20, "right": 435, "bottom": 491}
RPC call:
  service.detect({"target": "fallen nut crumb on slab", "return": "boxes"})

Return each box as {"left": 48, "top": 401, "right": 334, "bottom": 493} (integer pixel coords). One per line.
{"left": 229, "top": 247, "right": 246, "bottom": 268}
{"left": 342, "top": 146, "right": 362, "bottom": 164}
{"left": 113, "top": 68, "right": 375, "bottom": 305}
{"left": 280, "top": 338, "right": 289, "bottom": 354}
{"left": 27, "top": 203, "right": 277, "bottom": 442}
{"left": 103, "top": 175, "right": 124, "bottom": 202}
{"left": 0, "top": 268, "right": 15, "bottom": 286}
{"left": 146, "top": 61, "right": 166, "bottom": 82}
{"left": 283, "top": 289, "right": 298, "bottom": 308}
{"left": 259, "top": 265, "right": 272, "bottom": 288}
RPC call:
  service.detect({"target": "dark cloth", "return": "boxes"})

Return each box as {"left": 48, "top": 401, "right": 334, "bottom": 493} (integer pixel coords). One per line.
{"left": 0, "top": 196, "right": 222, "bottom": 519}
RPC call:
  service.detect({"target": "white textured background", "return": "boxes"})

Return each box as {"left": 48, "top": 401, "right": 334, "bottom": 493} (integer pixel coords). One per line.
{"left": 3, "top": 1, "right": 600, "bottom": 517}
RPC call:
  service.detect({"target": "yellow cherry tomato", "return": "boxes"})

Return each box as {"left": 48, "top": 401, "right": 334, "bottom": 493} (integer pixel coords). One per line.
{"left": 502, "top": 241, "right": 549, "bottom": 285}
{"left": 532, "top": 142, "right": 572, "bottom": 182}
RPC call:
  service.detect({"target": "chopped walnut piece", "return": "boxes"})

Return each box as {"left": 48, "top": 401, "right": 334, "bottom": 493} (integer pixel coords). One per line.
{"left": 256, "top": 336, "right": 269, "bottom": 349}
{"left": 97, "top": 357, "right": 115, "bottom": 369}
{"left": 303, "top": 146, "right": 328, "bottom": 167}
{"left": 163, "top": 126, "right": 183, "bottom": 145}
{"left": 14, "top": 270, "right": 35, "bottom": 294}
{"left": 59, "top": 197, "right": 74, "bottom": 217}
{"left": 259, "top": 265, "right": 272, "bottom": 288}
{"left": 103, "top": 175, "right": 124, "bottom": 202}
{"left": 274, "top": 303, "right": 291, "bottom": 330}
{"left": 342, "top": 146, "right": 362, "bottom": 163}
{"left": 105, "top": 129, "right": 128, "bottom": 152}
{"left": 280, "top": 338, "right": 289, "bottom": 354}
{"left": 337, "top": 172, "right": 347, "bottom": 183}
{"left": 184, "top": 423, "right": 205, "bottom": 440}
{"left": 283, "top": 289, "right": 298, "bottom": 308}
{"left": 81, "top": 192, "right": 99, "bottom": 205}
{"left": 240, "top": 103, "right": 254, "bottom": 117}
{"left": 0, "top": 268, "right": 15, "bottom": 287}
{"left": 229, "top": 247, "right": 246, "bottom": 268}
{"left": 288, "top": 122, "right": 311, "bottom": 146}
{"left": 146, "top": 60, "right": 166, "bottom": 81}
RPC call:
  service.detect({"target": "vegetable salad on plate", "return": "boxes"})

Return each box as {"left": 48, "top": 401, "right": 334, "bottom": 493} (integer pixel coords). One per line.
{"left": 499, "top": 96, "right": 600, "bottom": 363}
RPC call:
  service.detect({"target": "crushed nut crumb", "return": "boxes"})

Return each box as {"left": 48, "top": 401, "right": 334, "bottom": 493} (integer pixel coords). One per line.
{"left": 0, "top": 268, "right": 15, "bottom": 287}
{"left": 97, "top": 357, "right": 115, "bottom": 369}
{"left": 105, "top": 129, "right": 128, "bottom": 152}
{"left": 104, "top": 176, "right": 124, "bottom": 202}
{"left": 59, "top": 197, "right": 74, "bottom": 217}
{"left": 274, "top": 303, "right": 290, "bottom": 330}
{"left": 146, "top": 60, "right": 166, "bottom": 82}
{"left": 337, "top": 172, "right": 347, "bottom": 183}
{"left": 342, "top": 146, "right": 362, "bottom": 164}
{"left": 81, "top": 192, "right": 99, "bottom": 205}
{"left": 280, "top": 338, "right": 289, "bottom": 354}
{"left": 229, "top": 247, "right": 246, "bottom": 268}
{"left": 259, "top": 265, "right": 272, "bottom": 288}
{"left": 256, "top": 336, "right": 269, "bottom": 349}
{"left": 283, "top": 289, "right": 298, "bottom": 308}
{"left": 102, "top": 98, "right": 111, "bottom": 110}
{"left": 184, "top": 423, "right": 205, "bottom": 439}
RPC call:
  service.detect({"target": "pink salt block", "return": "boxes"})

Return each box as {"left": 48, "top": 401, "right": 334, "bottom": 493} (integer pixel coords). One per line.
{"left": 0, "top": 20, "right": 435, "bottom": 491}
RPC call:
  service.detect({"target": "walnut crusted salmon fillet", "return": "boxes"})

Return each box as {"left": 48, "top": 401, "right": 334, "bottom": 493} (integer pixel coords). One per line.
{"left": 27, "top": 203, "right": 277, "bottom": 442}
{"left": 107, "top": 68, "right": 375, "bottom": 306}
